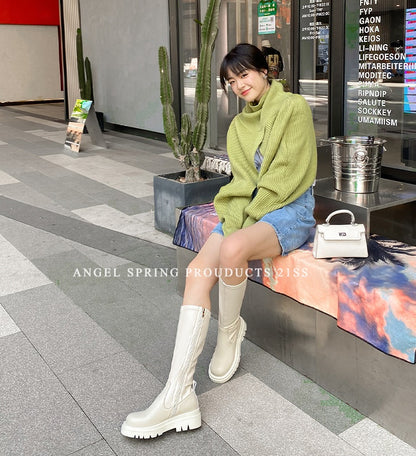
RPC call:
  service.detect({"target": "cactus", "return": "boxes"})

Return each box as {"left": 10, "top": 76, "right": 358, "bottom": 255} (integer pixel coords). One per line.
{"left": 158, "top": 0, "right": 221, "bottom": 183}
{"left": 84, "top": 57, "right": 93, "bottom": 100}
{"left": 76, "top": 28, "right": 93, "bottom": 101}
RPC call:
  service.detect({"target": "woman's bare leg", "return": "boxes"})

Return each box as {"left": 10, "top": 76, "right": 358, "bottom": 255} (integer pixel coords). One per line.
{"left": 208, "top": 221, "right": 282, "bottom": 383}
{"left": 183, "top": 221, "right": 281, "bottom": 299}
{"left": 219, "top": 221, "right": 282, "bottom": 285}
{"left": 182, "top": 232, "right": 223, "bottom": 310}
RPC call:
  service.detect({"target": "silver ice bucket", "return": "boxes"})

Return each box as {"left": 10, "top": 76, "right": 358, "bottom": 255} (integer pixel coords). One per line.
{"left": 324, "top": 136, "right": 386, "bottom": 193}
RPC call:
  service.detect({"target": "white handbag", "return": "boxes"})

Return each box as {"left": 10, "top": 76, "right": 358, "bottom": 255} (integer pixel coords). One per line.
{"left": 313, "top": 209, "right": 368, "bottom": 259}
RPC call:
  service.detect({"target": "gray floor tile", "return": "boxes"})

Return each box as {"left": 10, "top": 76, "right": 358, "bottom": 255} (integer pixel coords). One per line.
{"left": 118, "top": 242, "right": 176, "bottom": 267}
{"left": 31, "top": 252, "right": 182, "bottom": 368}
{"left": 15, "top": 171, "right": 99, "bottom": 210}
{"left": 141, "top": 194, "right": 155, "bottom": 205}
{"left": 64, "top": 240, "right": 131, "bottom": 268}
{"left": 17, "top": 115, "right": 65, "bottom": 129}
{"left": 0, "top": 232, "right": 52, "bottom": 297}
{"left": 40, "top": 153, "right": 155, "bottom": 198}
{"left": 0, "top": 215, "right": 74, "bottom": 260}
{"left": 340, "top": 418, "right": 416, "bottom": 455}
{"left": 0, "top": 143, "right": 46, "bottom": 162}
{"left": 31, "top": 250, "right": 142, "bottom": 306}
{"left": 23, "top": 140, "right": 68, "bottom": 156}
{"left": 98, "top": 147, "right": 164, "bottom": 163}
{"left": 58, "top": 173, "right": 123, "bottom": 195}
{"left": 59, "top": 351, "right": 237, "bottom": 456}
{"left": 69, "top": 440, "right": 116, "bottom": 456}
{"left": 104, "top": 132, "right": 171, "bottom": 156}
{"left": 31, "top": 253, "right": 223, "bottom": 395}
{"left": 0, "top": 304, "right": 20, "bottom": 337}
{"left": 4, "top": 140, "right": 57, "bottom": 158}
{"left": 0, "top": 332, "right": 101, "bottom": 456}
{"left": 92, "top": 189, "right": 154, "bottom": 215}
{"left": 24, "top": 130, "right": 66, "bottom": 144}
{"left": 126, "top": 157, "right": 180, "bottom": 175}
{"left": 199, "top": 373, "right": 363, "bottom": 456}
{"left": 0, "top": 196, "right": 167, "bottom": 261}
{"left": 1, "top": 284, "right": 124, "bottom": 374}
{"left": 1, "top": 126, "right": 56, "bottom": 143}
{"left": 0, "top": 168, "right": 19, "bottom": 184}
{"left": 0, "top": 147, "right": 43, "bottom": 173}
{"left": 240, "top": 340, "right": 364, "bottom": 435}
{"left": 6, "top": 103, "right": 65, "bottom": 120}
{"left": 27, "top": 153, "right": 77, "bottom": 173}
{"left": 0, "top": 182, "right": 73, "bottom": 217}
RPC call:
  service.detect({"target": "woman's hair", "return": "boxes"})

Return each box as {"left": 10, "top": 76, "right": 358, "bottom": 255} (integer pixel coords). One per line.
{"left": 219, "top": 43, "right": 269, "bottom": 91}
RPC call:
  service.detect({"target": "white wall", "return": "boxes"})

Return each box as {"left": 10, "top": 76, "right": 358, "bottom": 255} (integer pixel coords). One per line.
{"left": 62, "top": 0, "right": 81, "bottom": 116}
{"left": 0, "top": 24, "right": 63, "bottom": 102}
{"left": 79, "top": 0, "right": 170, "bottom": 133}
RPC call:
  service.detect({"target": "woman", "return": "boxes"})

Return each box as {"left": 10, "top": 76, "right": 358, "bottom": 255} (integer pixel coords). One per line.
{"left": 121, "top": 43, "right": 317, "bottom": 439}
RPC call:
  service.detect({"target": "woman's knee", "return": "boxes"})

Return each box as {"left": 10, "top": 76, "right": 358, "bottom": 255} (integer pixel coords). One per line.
{"left": 219, "top": 234, "right": 247, "bottom": 267}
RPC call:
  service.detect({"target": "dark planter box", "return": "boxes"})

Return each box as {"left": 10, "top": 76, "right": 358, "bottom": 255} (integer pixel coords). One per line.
{"left": 153, "top": 170, "right": 230, "bottom": 235}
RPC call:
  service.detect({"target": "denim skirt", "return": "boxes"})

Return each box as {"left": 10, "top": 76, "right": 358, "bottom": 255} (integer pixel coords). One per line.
{"left": 211, "top": 186, "right": 315, "bottom": 256}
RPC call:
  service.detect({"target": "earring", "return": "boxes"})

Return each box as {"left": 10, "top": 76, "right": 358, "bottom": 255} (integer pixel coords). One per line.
{"left": 263, "top": 73, "right": 267, "bottom": 79}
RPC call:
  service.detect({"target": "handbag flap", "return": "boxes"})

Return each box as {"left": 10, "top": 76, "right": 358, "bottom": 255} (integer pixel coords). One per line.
{"left": 317, "top": 223, "right": 365, "bottom": 241}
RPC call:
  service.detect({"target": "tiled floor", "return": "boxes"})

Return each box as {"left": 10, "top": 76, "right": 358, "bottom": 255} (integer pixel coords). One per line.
{"left": 0, "top": 103, "right": 415, "bottom": 456}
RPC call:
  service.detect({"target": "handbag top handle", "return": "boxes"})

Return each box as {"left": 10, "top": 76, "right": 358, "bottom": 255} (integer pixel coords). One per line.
{"left": 325, "top": 209, "right": 356, "bottom": 225}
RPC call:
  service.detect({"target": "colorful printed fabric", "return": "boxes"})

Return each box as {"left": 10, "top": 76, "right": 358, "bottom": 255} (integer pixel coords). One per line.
{"left": 173, "top": 203, "right": 416, "bottom": 363}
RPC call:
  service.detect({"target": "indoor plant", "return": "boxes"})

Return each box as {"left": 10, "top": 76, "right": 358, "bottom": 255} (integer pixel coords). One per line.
{"left": 76, "top": 28, "right": 93, "bottom": 101}
{"left": 154, "top": 0, "right": 229, "bottom": 235}
{"left": 76, "top": 28, "right": 104, "bottom": 131}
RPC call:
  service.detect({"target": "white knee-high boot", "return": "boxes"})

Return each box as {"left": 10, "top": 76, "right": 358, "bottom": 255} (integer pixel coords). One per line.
{"left": 208, "top": 277, "right": 247, "bottom": 383}
{"left": 121, "top": 305, "right": 210, "bottom": 439}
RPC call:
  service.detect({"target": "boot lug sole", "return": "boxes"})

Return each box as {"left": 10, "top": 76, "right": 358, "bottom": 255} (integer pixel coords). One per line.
{"left": 121, "top": 408, "right": 201, "bottom": 439}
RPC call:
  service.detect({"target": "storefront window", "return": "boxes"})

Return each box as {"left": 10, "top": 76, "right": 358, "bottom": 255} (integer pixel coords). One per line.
{"left": 214, "top": 0, "right": 292, "bottom": 150}
{"left": 345, "top": 0, "right": 416, "bottom": 171}
{"left": 180, "top": 0, "right": 200, "bottom": 119}
{"left": 179, "top": 0, "right": 293, "bottom": 151}
{"left": 299, "top": 0, "right": 330, "bottom": 141}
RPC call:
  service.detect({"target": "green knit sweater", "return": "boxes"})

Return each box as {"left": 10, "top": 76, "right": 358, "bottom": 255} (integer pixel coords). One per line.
{"left": 213, "top": 80, "right": 317, "bottom": 237}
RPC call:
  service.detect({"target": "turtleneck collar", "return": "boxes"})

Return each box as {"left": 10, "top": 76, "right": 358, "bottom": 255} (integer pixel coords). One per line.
{"left": 243, "top": 80, "right": 284, "bottom": 114}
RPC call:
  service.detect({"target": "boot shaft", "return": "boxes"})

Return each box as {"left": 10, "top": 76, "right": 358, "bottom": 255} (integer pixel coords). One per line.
{"left": 218, "top": 278, "right": 247, "bottom": 327}
{"left": 165, "top": 305, "right": 210, "bottom": 408}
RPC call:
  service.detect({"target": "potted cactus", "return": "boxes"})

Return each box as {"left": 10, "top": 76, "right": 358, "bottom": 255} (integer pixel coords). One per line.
{"left": 76, "top": 28, "right": 104, "bottom": 131}
{"left": 153, "top": 0, "right": 229, "bottom": 235}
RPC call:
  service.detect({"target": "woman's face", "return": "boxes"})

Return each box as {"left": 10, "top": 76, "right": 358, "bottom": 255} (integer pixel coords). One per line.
{"left": 227, "top": 68, "right": 269, "bottom": 103}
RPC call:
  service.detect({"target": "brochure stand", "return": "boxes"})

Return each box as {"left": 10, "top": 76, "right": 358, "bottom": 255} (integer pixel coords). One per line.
{"left": 64, "top": 99, "right": 106, "bottom": 152}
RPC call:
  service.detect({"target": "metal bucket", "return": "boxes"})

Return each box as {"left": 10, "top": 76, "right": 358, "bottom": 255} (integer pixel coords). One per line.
{"left": 324, "top": 136, "right": 386, "bottom": 193}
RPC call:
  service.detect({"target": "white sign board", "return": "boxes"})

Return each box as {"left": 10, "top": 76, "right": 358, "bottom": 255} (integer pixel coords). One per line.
{"left": 258, "top": 16, "right": 275, "bottom": 35}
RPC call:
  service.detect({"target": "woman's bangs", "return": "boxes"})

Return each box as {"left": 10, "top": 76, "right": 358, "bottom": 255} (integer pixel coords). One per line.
{"left": 226, "top": 60, "right": 250, "bottom": 78}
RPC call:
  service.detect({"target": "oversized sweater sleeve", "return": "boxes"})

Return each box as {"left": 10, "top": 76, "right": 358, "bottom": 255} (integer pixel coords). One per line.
{"left": 213, "top": 119, "right": 257, "bottom": 234}
{"left": 242, "top": 95, "right": 317, "bottom": 227}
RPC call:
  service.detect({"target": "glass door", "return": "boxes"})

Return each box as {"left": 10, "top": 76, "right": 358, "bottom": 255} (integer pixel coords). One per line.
{"left": 179, "top": 0, "right": 200, "bottom": 120}
{"left": 298, "top": 0, "right": 330, "bottom": 142}
{"left": 214, "top": 0, "right": 293, "bottom": 150}
{"left": 345, "top": 0, "right": 416, "bottom": 172}
{"left": 178, "top": 0, "right": 293, "bottom": 151}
